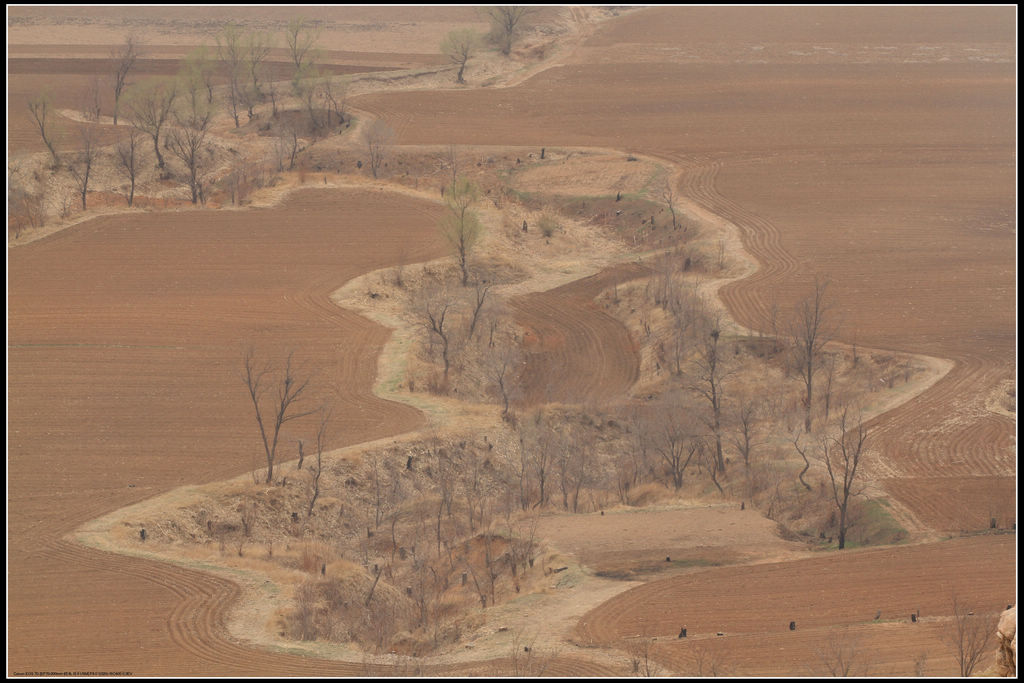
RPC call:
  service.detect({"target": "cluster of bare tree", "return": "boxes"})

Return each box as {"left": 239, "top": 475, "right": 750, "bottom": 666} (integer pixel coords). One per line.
{"left": 18, "top": 19, "right": 345, "bottom": 220}
{"left": 481, "top": 6, "right": 538, "bottom": 57}
{"left": 273, "top": 433, "right": 544, "bottom": 654}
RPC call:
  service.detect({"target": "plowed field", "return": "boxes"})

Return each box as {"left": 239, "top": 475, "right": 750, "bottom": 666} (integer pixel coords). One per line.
{"left": 514, "top": 262, "right": 649, "bottom": 407}
{"left": 354, "top": 5, "right": 1017, "bottom": 532}
{"left": 7, "top": 5, "right": 1016, "bottom": 678}
{"left": 8, "top": 189, "right": 450, "bottom": 673}
{"left": 575, "top": 534, "right": 1016, "bottom": 676}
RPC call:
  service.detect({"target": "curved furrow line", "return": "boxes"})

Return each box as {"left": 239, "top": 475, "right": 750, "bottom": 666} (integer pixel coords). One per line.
{"left": 861, "top": 353, "right": 1015, "bottom": 529}
{"left": 33, "top": 540, "right": 259, "bottom": 670}
{"left": 664, "top": 149, "right": 1014, "bottom": 531}
{"left": 664, "top": 153, "right": 798, "bottom": 333}
{"left": 866, "top": 356, "right": 1014, "bottom": 479}
{"left": 513, "top": 263, "right": 648, "bottom": 407}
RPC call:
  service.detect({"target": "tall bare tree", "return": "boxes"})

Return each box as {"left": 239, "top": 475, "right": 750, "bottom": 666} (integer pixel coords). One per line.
{"left": 115, "top": 127, "right": 142, "bottom": 207}
{"left": 945, "top": 594, "right": 997, "bottom": 677}
{"left": 306, "top": 406, "right": 331, "bottom": 517}
{"left": 111, "top": 36, "right": 141, "bottom": 125}
{"left": 67, "top": 124, "right": 98, "bottom": 211}
{"left": 84, "top": 77, "right": 103, "bottom": 122}
{"left": 662, "top": 178, "right": 681, "bottom": 231}
{"left": 274, "top": 116, "right": 302, "bottom": 171}
{"left": 790, "top": 275, "right": 837, "bottom": 433}
{"left": 422, "top": 287, "right": 457, "bottom": 384}
{"left": 319, "top": 75, "right": 348, "bottom": 129}
{"left": 489, "top": 332, "right": 521, "bottom": 418}
{"left": 285, "top": 17, "right": 322, "bottom": 91}
{"left": 730, "top": 397, "right": 761, "bottom": 473}
{"left": 441, "top": 177, "right": 483, "bottom": 287}
{"left": 216, "top": 23, "right": 246, "bottom": 128}
{"left": 245, "top": 30, "right": 274, "bottom": 103}
{"left": 441, "top": 29, "right": 481, "bottom": 84}
{"left": 483, "top": 6, "right": 537, "bottom": 56}
{"left": 691, "top": 318, "right": 732, "bottom": 473}
{"left": 126, "top": 78, "right": 177, "bottom": 169}
{"left": 27, "top": 93, "right": 60, "bottom": 165}
{"left": 182, "top": 46, "right": 216, "bottom": 105}
{"left": 438, "top": 143, "right": 460, "bottom": 189}
{"left": 466, "top": 279, "right": 491, "bottom": 340}
{"left": 791, "top": 430, "right": 814, "bottom": 492}
{"left": 818, "top": 407, "right": 868, "bottom": 549}
{"left": 167, "top": 71, "right": 212, "bottom": 204}
{"left": 650, "top": 402, "right": 703, "bottom": 491}
{"left": 242, "top": 349, "right": 317, "bottom": 485}
{"left": 816, "top": 629, "right": 869, "bottom": 676}
{"left": 364, "top": 119, "right": 394, "bottom": 179}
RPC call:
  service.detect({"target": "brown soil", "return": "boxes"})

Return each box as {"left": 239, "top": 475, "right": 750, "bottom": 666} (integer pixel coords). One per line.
{"left": 352, "top": 5, "right": 1017, "bottom": 533}
{"left": 7, "top": 5, "right": 1015, "bottom": 678}
{"left": 7, "top": 188, "right": 449, "bottom": 674}
{"left": 514, "top": 262, "right": 649, "bottom": 406}
{"left": 575, "top": 534, "right": 1016, "bottom": 676}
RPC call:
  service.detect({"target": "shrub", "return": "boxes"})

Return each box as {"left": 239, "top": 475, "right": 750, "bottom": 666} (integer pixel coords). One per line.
{"left": 538, "top": 214, "right": 559, "bottom": 238}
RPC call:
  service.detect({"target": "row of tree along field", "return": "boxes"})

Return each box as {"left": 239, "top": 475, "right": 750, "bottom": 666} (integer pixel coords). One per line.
{"left": 10, "top": 7, "right": 541, "bottom": 237}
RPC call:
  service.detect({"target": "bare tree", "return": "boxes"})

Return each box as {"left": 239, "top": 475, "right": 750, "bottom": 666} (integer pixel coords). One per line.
{"left": 319, "top": 76, "right": 348, "bottom": 129}
{"left": 483, "top": 6, "right": 538, "bottom": 56}
{"left": 822, "top": 352, "right": 838, "bottom": 422}
{"left": 466, "top": 279, "right": 492, "bottom": 339}
{"left": 115, "top": 127, "right": 142, "bottom": 207}
{"left": 293, "top": 73, "right": 320, "bottom": 135}
{"left": 8, "top": 183, "right": 46, "bottom": 239}
{"left": 624, "top": 634, "right": 662, "bottom": 677}
{"left": 111, "top": 36, "right": 141, "bottom": 125}
{"left": 274, "top": 117, "right": 302, "bottom": 171}
{"left": 285, "top": 17, "right": 322, "bottom": 91}
{"left": 364, "top": 120, "right": 394, "bottom": 179}
{"left": 242, "top": 349, "right": 317, "bottom": 485}
{"left": 167, "top": 72, "right": 212, "bottom": 204}
{"left": 27, "top": 93, "right": 60, "bottom": 165}
{"left": 519, "top": 408, "right": 556, "bottom": 509}
{"left": 945, "top": 594, "right": 997, "bottom": 677}
{"left": 662, "top": 178, "right": 681, "bottom": 231}
{"left": 791, "top": 430, "right": 814, "bottom": 492}
{"left": 245, "top": 30, "right": 274, "bottom": 104}
{"left": 730, "top": 397, "right": 761, "bottom": 473}
{"left": 441, "top": 29, "right": 481, "bottom": 84}
{"left": 306, "top": 405, "right": 330, "bottom": 517}
{"left": 487, "top": 333, "right": 520, "bottom": 419}
{"left": 84, "top": 77, "right": 103, "bottom": 122}
{"left": 441, "top": 177, "right": 483, "bottom": 286}
{"left": 790, "top": 275, "right": 838, "bottom": 433}
{"left": 691, "top": 319, "right": 732, "bottom": 473}
{"left": 126, "top": 78, "right": 177, "bottom": 170}
{"left": 818, "top": 407, "right": 868, "bottom": 549}
{"left": 181, "top": 46, "right": 216, "bottom": 105}
{"left": 265, "top": 76, "right": 280, "bottom": 118}
{"left": 422, "top": 287, "right": 457, "bottom": 384}
{"left": 439, "top": 143, "right": 460, "bottom": 189}
{"left": 216, "top": 23, "right": 246, "bottom": 128}
{"left": 816, "top": 629, "right": 868, "bottom": 676}
{"left": 67, "top": 124, "right": 98, "bottom": 211}
{"left": 651, "top": 403, "right": 703, "bottom": 491}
